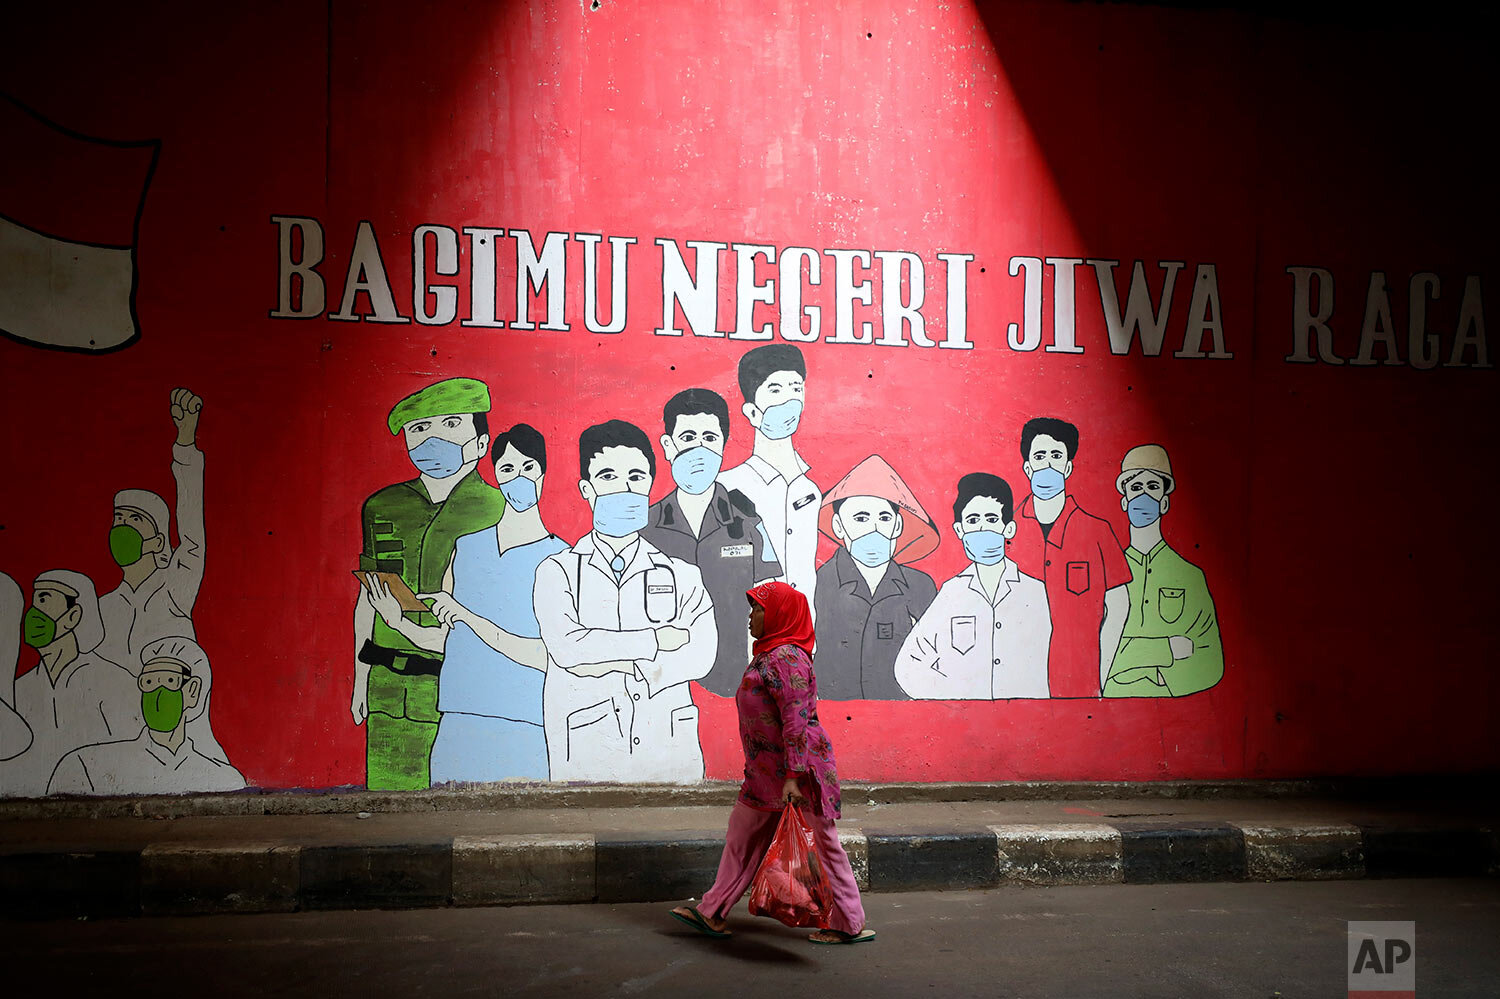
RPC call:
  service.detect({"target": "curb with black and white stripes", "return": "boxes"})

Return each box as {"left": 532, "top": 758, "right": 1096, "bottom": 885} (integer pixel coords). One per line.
{"left": 2, "top": 820, "right": 1494, "bottom": 919}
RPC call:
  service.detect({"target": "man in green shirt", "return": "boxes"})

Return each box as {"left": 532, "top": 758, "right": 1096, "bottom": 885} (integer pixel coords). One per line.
{"left": 352, "top": 377, "right": 506, "bottom": 789}
{"left": 1103, "top": 444, "right": 1224, "bottom": 698}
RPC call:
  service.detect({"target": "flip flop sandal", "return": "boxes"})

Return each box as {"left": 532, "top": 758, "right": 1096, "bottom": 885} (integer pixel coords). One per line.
{"left": 669, "top": 905, "right": 732, "bottom": 938}
{"left": 809, "top": 928, "right": 876, "bottom": 945}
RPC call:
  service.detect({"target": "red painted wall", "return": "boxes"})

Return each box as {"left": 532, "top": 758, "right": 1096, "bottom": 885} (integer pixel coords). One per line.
{"left": 1, "top": 1, "right": 1495, "bottom": 790}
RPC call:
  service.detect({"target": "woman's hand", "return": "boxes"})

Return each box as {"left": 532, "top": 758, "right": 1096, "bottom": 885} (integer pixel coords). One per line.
{"left": 420, "top": 591, "right": 469, "bottom": 628}
{"left": 782, "top": 775, "right": 805, "bottom": 806}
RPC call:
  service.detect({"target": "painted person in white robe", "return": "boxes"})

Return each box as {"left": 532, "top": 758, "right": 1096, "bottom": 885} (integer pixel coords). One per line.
{"left": 97, "top": 388, "right": 224, "bottom": 763}
{"left": 0, "top": 570, "right": 140, "bottom": 797}
{"left": 0, "top": 573, "right": 35, "bottom": 762}
{"left": 49, "top": 636, "right": 245, "bottom": 795}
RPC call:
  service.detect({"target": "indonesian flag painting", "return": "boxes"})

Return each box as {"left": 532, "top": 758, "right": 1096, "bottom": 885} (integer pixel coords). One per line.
{"left": 0, "top": 93, "right": 158, "bottom": 353}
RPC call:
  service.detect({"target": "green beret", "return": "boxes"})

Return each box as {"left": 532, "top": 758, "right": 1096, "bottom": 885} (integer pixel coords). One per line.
{"left": 386, "top": 377, "right": 491, "bottom": 435}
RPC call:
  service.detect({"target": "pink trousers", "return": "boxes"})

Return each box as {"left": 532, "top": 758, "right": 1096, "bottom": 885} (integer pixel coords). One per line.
{"left": 699, "top": 801, "right": 865, "bottom": 935}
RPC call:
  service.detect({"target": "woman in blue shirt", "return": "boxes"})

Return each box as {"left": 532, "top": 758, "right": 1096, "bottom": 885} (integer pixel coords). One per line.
{"left": 426, "top": 424, "right": 566, "bottom": 783}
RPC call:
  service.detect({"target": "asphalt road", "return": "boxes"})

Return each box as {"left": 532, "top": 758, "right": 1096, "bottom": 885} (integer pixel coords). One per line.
{"left": 3, "top": 879, "right": 1496, "bottom": 998}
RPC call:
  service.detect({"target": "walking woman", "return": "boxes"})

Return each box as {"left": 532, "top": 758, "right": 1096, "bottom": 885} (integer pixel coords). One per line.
{"left": 670, "top": 581, "right": 875, "bottom": 944}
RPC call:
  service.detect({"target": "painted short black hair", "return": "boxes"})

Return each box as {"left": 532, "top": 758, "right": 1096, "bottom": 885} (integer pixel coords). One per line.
{"left": 490, "top": 422, "right": 546, "bottom": 472}
{"left": 831, "top": 496, "right": 899, "bottom": 518}
{"left": 472, "top": 413, "right": 490, "bottom": 440}
{"left": 736, "top": 344, "right": 807, "bottom": 403}
{"left": 663, "top": 388, "right": 731, "bottom": 440}
{"left": 953, "top": 473, "right": 1015, "bottom": 525}
{"left": 578, "top": 419, "right": 656, "bottom": 479}
{"left": 1020, "top": 417, "right": 1080, "bottom": 461}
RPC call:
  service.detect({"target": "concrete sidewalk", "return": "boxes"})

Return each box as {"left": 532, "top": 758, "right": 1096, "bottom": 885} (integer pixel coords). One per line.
{"left": 1, "top": 780, "right": 1496, "bottom": 919}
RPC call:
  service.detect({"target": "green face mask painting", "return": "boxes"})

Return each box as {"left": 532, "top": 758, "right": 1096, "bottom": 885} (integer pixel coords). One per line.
{"left": 142, "top": 687, "right": 185, "bottom": 733}
{"left": 109, "top": 524, "right": 146, "bottom": 567}
{"left": 22, "top": 606, "right": 57, "bottom": 649}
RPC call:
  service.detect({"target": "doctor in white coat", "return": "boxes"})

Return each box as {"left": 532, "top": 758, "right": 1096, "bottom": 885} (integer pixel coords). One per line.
{"left": 897, "top": 473, "right": 1052, "bottom": 699}
{"left": 534, "top": 420, "right": 716, "bottom": 783}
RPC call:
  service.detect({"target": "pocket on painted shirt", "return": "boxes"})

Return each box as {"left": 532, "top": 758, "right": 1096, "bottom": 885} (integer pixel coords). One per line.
{"left": 1066, "top": 561, "right": 1091, "bottom": 596}
{"left": 670, "top": 703, "right": 700, "bottom": 740}
{"left": 950, "top": 615, "right": 977, "bottom": 655}
{"left": 565, "top": 698, "right": 622, "bottom": 762}
{"left": 643, "top": 566, "right": 677, "bottom": 623}
{"left": 1157, "top": 586, "right": 1185, "bottom": 624}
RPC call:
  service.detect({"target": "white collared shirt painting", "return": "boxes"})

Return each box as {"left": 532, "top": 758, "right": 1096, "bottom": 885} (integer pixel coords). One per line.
{"left": 896, "top": 560, "right": 1053, "bottom": 700}
{"left": 718, "top": 453, "right": 822, "bottom": 612}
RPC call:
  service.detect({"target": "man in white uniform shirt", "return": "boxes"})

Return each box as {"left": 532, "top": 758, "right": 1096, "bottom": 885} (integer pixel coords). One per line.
{"left": 718, "top": 344, "right": 822, "bottom": 615}
{"left": 534, "top": 419, "right": 716, "bottom": 783}
{"left": 0, "top": 570, "right": 141, "bottom": 797}
{"left": 897, "top": 473, "right": 1052, "bottom": 699}
{"left": 49, "top": 637, "right": 245, "bottom": 795}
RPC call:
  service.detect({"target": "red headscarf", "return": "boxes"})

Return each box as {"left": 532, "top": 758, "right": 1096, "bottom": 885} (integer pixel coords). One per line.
{"left": 747, "top": 581, "right": 816, "bottom": 658}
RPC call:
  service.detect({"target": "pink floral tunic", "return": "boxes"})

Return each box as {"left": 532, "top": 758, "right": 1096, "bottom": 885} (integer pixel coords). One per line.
{"left": 736, "top": 643, "right": 842, "bottom": 819}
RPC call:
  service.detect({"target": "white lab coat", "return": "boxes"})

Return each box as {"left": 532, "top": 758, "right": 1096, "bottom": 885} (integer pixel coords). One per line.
{"left": 48, "top": 728, "right": 245, "bottom": 796}
{"left": 533, "top": 532, "right": 716, "bottom": 783}
{"left": 896, "top": 560, "right": 1053, "bottom": 699}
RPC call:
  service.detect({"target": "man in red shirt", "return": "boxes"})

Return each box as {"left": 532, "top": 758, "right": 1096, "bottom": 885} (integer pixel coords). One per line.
{"left": 1008, "top": 418, "right": 1131, "bottom": 698}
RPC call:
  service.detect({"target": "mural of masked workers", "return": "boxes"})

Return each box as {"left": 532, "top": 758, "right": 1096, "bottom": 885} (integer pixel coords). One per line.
{"left": 48, "top": 637, "right": 246, "bottom": 795}
{"left": 0, "top": 573, "right": 35, "bottom": 762}
{"left": 1009, "top": 418, "right": 1132, "bottom": 699}
{"left": 897, "top": 474, "right": 1052, "bottom": 699}
{"left": 1104, "top": 445, "right": 1224, "bottom": 697}
{"left": 643, "top": 388, "right": 782, "bottom": 697}
{"left": 534, "top": 420, "right": 716, "bottom": 782}
{"left": 353, "top": 377, "right": 505, "bottom": 790}
{"left": 718, "top": 344, "right": 821, "bottom": 613}
{"left": 0, "top": 570, "right": 140, "bottom": 797}
{"left": 813, "top": 456, "right": 940, "bottom": 700}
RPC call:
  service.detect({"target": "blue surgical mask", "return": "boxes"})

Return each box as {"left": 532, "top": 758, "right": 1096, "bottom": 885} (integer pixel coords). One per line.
{"left": 846, "top": 530, "right": 894, "bottom": 568}
{"left": 1127, "top": 493, "right": 1162, "bottom": 528}
{"left": 500, "top": 475, "right": 539, "bottom": 513}
{"left": 961, "top": 529, "right": 1007, "bottom": 566}
{"left": 408, "top": 436, "right": 473, "bottom": 479}
{"left": 592, "top": 490, "right": 648, "bottom": 537}
{"left": 757, "top": 399, "right": 803, "bottom": 440}
{"left": 1028, "top": 465, "right": 1066, "bottom": 500}
{"left": 671, "top": 446, "right": 722, "bottom": 495}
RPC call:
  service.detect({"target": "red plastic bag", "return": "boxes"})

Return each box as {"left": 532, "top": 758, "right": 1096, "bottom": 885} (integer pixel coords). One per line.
{"left": 747, "top": 804, "right": 836, "bottom": 928}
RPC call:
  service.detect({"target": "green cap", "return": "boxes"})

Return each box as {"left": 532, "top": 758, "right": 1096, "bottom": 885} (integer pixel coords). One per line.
{"left": 386, "top": 378, "right": 492, "bottom": 435}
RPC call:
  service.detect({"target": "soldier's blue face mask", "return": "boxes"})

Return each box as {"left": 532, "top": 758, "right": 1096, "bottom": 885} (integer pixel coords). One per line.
{"left": 1127, "top": 493, "right": 1162, "bottom": 528}
{"left": 1027, "top": 465, "right": 1066, "bottom": 500}
{"left": 500, "top": 475, "right": 539, "bottom": 512}
{"left": 408, "top": 436, "right": 473, "bottom": 479}
{"left": 757, "top": 399, "right": 802, "bottom": 440}
{"left": 671, "top": 446, "right": 722, "bottom": 495}
{"left": 592, "top": 490, "right": 648, "bottom": 537}
{"left": 961, "top": 529, "right": 1007, "bottom": 566}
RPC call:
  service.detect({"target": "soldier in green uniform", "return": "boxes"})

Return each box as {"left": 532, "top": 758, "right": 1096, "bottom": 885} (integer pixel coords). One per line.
{"left": 351, "top": 378, "right": 506, "bottom": 789}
